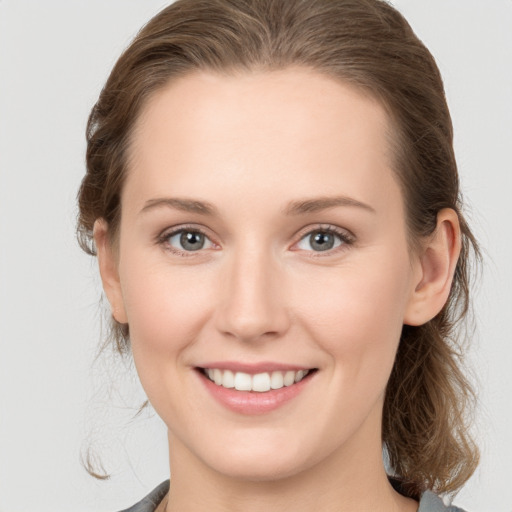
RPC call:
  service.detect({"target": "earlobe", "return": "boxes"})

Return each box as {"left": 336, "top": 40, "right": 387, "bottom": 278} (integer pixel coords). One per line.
{"left": 404, "top": 208, "right": 461, "bottom": 326}
{"left": 93, "top": 219, "right": 128, "bottom": 324}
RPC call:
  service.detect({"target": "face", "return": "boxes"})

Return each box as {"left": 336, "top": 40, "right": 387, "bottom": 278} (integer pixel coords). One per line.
{"left": 103, "top": 69, "right": 423, "bottom": 481}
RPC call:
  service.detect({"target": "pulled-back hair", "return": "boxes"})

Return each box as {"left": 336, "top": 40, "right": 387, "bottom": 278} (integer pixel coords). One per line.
{"left": 77, "top": 0, "right": 479, "bottom": 497}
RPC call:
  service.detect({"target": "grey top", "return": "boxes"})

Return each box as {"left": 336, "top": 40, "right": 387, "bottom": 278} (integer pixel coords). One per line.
{"left": 118, "top": 480, "right": 467, "bottom": 512}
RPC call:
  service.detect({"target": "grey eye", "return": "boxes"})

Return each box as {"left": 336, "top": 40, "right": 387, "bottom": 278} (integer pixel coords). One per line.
{"left": 297, "top": 230, "right": 343, "bottom": 252}
{"left": 180, "top": 231, "right": 204, "bottom": 251}
{"left": 168, "top": 230, "right": 212, "bottom": 251}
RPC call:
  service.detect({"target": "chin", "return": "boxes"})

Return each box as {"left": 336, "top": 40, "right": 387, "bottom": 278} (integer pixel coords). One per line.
{"left": 196, "top": 432, "right": 320, "bottom": 482}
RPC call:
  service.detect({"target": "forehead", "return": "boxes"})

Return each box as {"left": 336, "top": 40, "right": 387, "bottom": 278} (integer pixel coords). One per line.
{"left": 125, "top": 68, "right": 401, "bottom": 218}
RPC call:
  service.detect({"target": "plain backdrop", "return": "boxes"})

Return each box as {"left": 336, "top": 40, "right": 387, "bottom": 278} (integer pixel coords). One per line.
{"left": 0, "top": 1, "right": 511, "bottom": 511}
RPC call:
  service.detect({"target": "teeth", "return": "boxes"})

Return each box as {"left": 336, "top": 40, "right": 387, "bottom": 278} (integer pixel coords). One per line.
{"left": 222, "top": 369, "right": 235, "bottom": 388}
{"left": 213, "top": 369, "right": 223, "bottom": 386}
{"left": 270, "top": 371, "right": 284, "bottom": 389}
{"left": 204, "top": 368, "right": 311, "bottom": 392}
{"left": 252, "top": 373, "right": 271, "bottom": 392}
{"left": 295, "top": 370, "right": 306, "bottom": 383}
{"left": 283, "top": 370, "right": 296, "bottom": 386}
{"left": 234, "top": 372, "right": 252, "bottom": 391}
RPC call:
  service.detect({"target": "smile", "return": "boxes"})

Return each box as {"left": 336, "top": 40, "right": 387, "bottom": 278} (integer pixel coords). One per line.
{"left": 197, "top": 365, "right": 317, "bottom": 414}
{"left": 202, "top": 368, "right": 312, "bottom": 392}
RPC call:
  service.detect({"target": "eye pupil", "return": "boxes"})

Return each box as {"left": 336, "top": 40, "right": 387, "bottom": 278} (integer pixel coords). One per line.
{"left": 310, "top": 231, "right": 335, "bottom": 251}
{"left": 180, "top": 231, "right": 205, "bottom": 251}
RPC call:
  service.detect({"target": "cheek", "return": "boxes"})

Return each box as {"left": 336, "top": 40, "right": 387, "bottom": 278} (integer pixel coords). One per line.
{"left": 296, "top": 252, "right": 412, "bottom": 380}
{"left": 117, "top": 257, "right": 219, "bottom": 413}
{"left": 118, "top": 256, "right": 215, "bottom": 357}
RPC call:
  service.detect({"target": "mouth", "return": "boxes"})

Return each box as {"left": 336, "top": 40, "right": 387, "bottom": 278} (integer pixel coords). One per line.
{"left": 198, "top": 367, "right": 317, "bottom": 393}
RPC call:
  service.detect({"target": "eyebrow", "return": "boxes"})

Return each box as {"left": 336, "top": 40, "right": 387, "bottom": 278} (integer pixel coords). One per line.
{"left": 140, "top": 195, "right": 375, "bottom": 217}
{"left": 283, "top": 196, "right": 376, "bottom": 215}
{"left": 140, "top": 197, "right": 218, "bottom": 216}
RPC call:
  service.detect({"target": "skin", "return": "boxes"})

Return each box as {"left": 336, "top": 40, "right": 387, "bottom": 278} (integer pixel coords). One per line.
{"left": 95, "top": 69, "right": 461, "bottom": 512}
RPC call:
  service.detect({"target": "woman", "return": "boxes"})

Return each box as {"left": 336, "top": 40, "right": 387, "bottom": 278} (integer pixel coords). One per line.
{"left": 77, "top": 0, "right": 479, "bottom": 510}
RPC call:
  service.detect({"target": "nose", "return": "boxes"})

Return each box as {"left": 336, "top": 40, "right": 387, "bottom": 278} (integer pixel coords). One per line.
{"left": 214, "top": 246, "right": 290, "bottom": 343}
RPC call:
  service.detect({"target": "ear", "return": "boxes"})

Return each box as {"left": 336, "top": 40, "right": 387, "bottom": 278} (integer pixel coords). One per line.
{"left": 404, "top": 208, "right": 461, "bottom": 326}
{"left": 93, "top": 219, "right": 128, "bottom": 324}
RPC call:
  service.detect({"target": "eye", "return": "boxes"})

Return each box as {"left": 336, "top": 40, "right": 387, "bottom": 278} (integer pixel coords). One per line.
{"left": 163, "top": 228, "right": 215, "bottom": 253}
{"left": 295, "top": 228, "right": 351, "bottom": 252}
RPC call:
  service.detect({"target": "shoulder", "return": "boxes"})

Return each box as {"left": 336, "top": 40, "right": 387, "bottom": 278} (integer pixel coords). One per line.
{"left": 116, "top": 481, "right": 170, "bottom": 512}
{"left": 116, "top": 480, "right": 468, "bottom": 512}
{"left": 418, "top": 490, "right": 468, "bottom": 512}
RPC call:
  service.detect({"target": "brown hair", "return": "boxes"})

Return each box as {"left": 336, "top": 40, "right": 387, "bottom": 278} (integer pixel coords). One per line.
{"left": 77, "top": 0, "right": 479, "bottom": 497}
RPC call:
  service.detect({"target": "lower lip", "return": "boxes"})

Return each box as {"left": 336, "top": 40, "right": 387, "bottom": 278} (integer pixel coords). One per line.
{"left": 197, "top": 370, "right": 315, "bottom": 415}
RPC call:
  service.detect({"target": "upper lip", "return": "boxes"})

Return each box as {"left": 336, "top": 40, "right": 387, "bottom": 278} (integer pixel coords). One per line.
{"left": 196, "top": 361, "right": 315, "bottom": 374}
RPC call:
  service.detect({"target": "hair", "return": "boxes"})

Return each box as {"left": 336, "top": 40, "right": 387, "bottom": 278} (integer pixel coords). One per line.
{"left": 77, "top": 0, "right": 479, "bottom": 498}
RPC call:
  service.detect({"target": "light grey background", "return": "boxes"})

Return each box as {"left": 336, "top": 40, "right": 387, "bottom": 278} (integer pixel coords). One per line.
{"left": 0, "top": 1, "right": 510, "bottom": 511}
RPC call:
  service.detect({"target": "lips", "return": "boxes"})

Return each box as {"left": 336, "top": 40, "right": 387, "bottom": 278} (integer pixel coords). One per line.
{"left": 196, "top": 364, "right": 317, "bottom": 414}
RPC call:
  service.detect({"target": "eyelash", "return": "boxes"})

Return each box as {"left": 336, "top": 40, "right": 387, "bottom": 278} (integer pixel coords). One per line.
{"left": 293, "top": 225, "right": 355, "bottom": 257}
{"left": 156, "top": 224, "right": 355, "bottom": 257}
{"left": 157, "top": 224, "right": 214, "bottom": 257}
